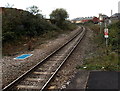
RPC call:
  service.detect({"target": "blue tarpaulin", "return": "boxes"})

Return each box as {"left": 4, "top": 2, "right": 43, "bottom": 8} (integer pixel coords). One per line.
{"left": 14, "top": 54, "right": 33, "bottom": 59}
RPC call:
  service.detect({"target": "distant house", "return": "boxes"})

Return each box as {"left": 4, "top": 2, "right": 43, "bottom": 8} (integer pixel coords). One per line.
{"left": 71, "top": 17, "right": 99, "bottom": 24}
{"left": 99, "top": 14, "right": 109, "bottom": 22}
{"left": 102, "top": 14, "right": 109, "bottom": 20}
{"left": 111, "top": 13, "right": 120, "bottom": 20}
{"left": 93, "top": 17, "right": 99, "bottom": 24}
{"left": 71, "top": 17, "right": 83, "bottom": 23}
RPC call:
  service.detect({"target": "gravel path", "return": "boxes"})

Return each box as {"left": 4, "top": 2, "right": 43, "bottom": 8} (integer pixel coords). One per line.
{"left": 48, "top": 27, "right": 95, "bottom": 89}
{"left": 1, "top": 27, "right": 81, "bottom": 88}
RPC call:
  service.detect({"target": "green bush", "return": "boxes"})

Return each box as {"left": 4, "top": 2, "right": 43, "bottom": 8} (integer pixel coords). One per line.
{"left": 108, "top": 21, "right": 120, "bottom": 51}
{"left": 77, "top": 21, "right": 120, "bottom": 71}
{"left": 2, "top": 7, "right": 60, "bottom": 44}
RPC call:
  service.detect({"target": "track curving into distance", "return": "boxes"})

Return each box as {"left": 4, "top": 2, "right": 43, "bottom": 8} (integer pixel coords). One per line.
{"left": 3, "top": 26, "right": 86, "bottom": 91}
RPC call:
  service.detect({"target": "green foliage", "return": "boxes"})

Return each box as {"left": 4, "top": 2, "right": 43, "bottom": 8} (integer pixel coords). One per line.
{"left": 50, "top": 8, "right": 68, "bottom": 20}
{"left": 2, "top": 7, "right": 76, "bottom": 49}
{"left": 77, "top": 52, "right": 119, "bottom": 71}
{"left": 2, "top": 8, "right": 24, "bottom": 42}
{"left": 2, "top": 7, "right": 60, "bottom": 44}
{"left": 26, "top": 5, "right": 41, "bottom": 15}
{"left": 63, "top": 20, "right": 77, "bottom": 30}
{"left": 2, "top": 7, "right": 77, "bottom": 55}
{"left": 108, "top": 21, "right": 120, "bottom": 51}
{"left": 78, "top": 21, "right": 120, "bottom": 71}
{"left": 85, "top": 21, "right": 120, "bottom": 49}
{"left": 50, "top": 8, "right": 69, "bottom": 29}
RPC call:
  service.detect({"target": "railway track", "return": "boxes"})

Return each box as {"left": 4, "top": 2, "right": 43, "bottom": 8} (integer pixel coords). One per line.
{"left": 3, "top": 26, "right": 86, "bottom": 91}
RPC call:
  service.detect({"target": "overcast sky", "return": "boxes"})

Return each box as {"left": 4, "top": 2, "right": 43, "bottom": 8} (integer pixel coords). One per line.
{"left": 0, "top": 0, "right": 120, "bottom": 19}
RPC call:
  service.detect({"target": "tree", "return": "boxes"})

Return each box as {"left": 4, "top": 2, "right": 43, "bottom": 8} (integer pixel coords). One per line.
{"left": 5, "top": 3, "right": 14, "bottom": 8}
{"left": 50, "top": 8, "right": 69, "bottom": 28}
{"left": 26, "top": 5, "right": 41, "bottom": 15}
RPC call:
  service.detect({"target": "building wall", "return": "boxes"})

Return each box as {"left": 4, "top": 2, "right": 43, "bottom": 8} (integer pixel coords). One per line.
{"left": 0, "top": 7, "right": 2, "bottom": 14}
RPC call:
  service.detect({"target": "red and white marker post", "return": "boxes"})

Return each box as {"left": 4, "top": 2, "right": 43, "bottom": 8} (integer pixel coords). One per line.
{"left": 104, "top": 28, "right": 108, "bottom": 38}
{"left": 104, "top": 28, "right": 109, "bottom": 46}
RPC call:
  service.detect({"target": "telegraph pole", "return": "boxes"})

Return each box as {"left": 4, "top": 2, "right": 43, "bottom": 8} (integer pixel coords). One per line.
{"left": 104, "top": 23, "right": 108, "bottom": 47}
{"left": 111, "top": 10, "right": 113, "bottom": 16}
{"left": 104, "top": 22, "right": 109, "bottom": 55}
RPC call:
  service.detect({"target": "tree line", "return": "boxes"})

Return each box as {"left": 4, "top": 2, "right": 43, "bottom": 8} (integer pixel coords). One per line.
{"left": 2, "top": 5, "right": 76, "bottom": 44}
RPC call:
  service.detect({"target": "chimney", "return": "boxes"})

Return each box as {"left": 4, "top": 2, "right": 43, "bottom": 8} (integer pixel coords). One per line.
{"left": 111, "top": 10, "right": 113, "bottom": 16}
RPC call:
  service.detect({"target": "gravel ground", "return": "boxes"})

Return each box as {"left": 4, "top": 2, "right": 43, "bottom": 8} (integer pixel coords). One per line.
{"left": 48, "top": 27, "right": 95, "bottom": 89}
{"left": 1, "top": 27, "right": 81, "bottom": 88}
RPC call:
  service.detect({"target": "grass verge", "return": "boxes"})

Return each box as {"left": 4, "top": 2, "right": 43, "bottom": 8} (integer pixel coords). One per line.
{"left": 76, "top": 21, "right": 120, "bottom": 71}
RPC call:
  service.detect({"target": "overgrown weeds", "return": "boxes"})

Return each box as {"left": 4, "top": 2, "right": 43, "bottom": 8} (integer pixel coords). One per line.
{"left": 77, "top": 21, "right": 120, "bottom": 71}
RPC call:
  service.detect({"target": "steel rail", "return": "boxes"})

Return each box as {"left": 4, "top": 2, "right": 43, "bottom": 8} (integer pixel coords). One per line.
{"left": 41, "top": 27, "right": 86, "bottom": 91}
{"left": 3, "top": 26, "right": 85, "bottom": 91}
